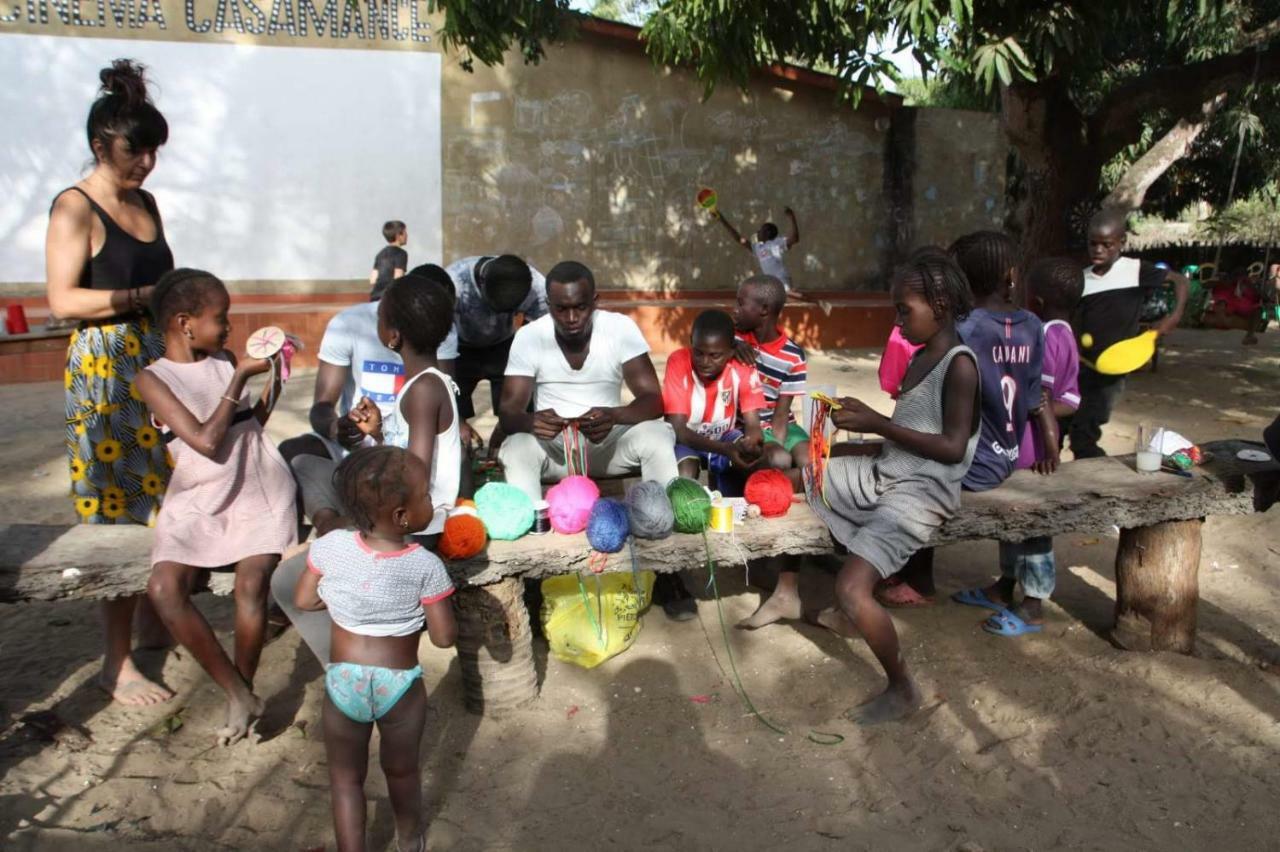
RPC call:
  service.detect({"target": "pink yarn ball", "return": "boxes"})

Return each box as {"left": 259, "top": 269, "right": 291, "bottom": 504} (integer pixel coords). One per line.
{"left": 545, "top": 475, "right": 600, "bottom": 534}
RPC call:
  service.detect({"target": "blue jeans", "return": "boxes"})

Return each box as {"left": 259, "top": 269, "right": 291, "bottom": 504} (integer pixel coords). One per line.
{"left": 998, "top": 536, "right": 1056, "bottom": 599}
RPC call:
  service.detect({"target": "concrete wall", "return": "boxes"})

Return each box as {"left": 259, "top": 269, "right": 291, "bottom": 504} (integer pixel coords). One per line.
{"left": 910, "top": 108, "right": 1007, "bottom": 249}
{"left": 0, "top": 11, "right": 1007, "bottom": 298}
{"left": 440, "top": 31, "right": 897, "bottom": 292}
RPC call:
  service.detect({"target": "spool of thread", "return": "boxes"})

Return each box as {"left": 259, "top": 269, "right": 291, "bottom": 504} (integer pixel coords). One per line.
{"left": 666, "top": 477, "right": 711, "bottom": 534}
{"left": 708, "top": 499, "right": 734, "bottom": 534}
{"left": 531, "top": 500, "right": 551, "bottom": 534}
{"left": 626, "top": 481, "right": 674, "bottom": 540}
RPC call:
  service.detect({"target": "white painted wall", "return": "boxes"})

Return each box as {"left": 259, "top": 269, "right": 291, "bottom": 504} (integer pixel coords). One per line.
{"left": 0, "top": 35, "right": 442, "bottom": 284}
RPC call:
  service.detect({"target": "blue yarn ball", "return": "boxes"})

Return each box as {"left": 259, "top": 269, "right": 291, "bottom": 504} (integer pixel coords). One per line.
{"left": 586, "top": 498, "right": 630, "bottom": 554}
{"left": 474, "top": 482, "right": 534, "bottom": 540}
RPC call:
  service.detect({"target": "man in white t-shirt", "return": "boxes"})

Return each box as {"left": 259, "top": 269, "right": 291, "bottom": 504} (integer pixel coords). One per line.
{"left": 497, "top": 261, "right": 678, "bottom": 502}
{"left": 715, "top": 205, "right": 800, "bottom": 292}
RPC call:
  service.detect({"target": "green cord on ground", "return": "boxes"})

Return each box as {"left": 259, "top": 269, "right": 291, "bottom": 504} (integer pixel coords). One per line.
{"left": 700, "top": 531, "right": 847, "bottom": 746}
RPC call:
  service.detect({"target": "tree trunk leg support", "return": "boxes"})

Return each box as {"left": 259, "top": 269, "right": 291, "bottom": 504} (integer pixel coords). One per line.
{"left": 1111, "top": 518, "right": 1203, "bottom": 654}
{"left": 453, "top": 576, "right": 539, "bottom": 714}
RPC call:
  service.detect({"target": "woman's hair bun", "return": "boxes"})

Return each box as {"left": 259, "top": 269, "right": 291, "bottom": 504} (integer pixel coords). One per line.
{"left": 98, "top": 59, "right": 150, "bottom": 106}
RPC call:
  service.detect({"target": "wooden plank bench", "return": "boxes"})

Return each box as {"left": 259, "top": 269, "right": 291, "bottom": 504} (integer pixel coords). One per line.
{"left": 3, "top": 440, "right": 1275, "bottom": 715}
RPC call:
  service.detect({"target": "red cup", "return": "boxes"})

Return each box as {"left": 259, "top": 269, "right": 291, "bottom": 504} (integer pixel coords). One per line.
{"left": 6, "top": 304, "right": 30, "bottom": 335}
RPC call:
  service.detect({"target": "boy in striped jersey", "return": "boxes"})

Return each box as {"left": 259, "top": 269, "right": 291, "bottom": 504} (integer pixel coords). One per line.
{"left": 733, "top": 274, "right": 810, "bottom": 472}
{"left": 732, "top": 275, "right": 812, "bottom": 630}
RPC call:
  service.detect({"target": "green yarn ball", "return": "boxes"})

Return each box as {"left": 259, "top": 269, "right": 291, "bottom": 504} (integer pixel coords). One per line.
{"left": 665, "top": 477, "right": 711, "bottom": 534}
{"left": 474, "top": 482, "right": 535, "bottom": 540}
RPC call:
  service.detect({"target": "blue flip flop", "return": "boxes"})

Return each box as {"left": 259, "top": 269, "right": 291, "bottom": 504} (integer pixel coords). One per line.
{"left": 983, "top": 609, "right": 1044, "bottom": 637}
{"left": 950, "top": 587, "right": 1006, "bottom": 612}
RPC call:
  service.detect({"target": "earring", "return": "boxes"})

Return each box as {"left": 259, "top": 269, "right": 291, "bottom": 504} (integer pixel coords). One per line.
{"left": 400, "top": 519, "right": 409, "bottom": 529}
{"left": 185, "top": 329, "right": 194, "bottom": 340}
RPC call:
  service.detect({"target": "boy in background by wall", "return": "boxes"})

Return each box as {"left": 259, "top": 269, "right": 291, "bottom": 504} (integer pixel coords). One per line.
{"left": 369, "top": 220, "right": 408, "bottom": 301}
{"left": 716, "top": 205, "right": 801, "bottom": 293}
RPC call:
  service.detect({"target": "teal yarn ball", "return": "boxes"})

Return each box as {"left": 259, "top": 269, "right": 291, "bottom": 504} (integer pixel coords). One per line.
{"left": 474, "top": 482, "right": 535, "bottom": 540}
{"left": 586, "top": 498, "right": 630, "bottom": 553}
{"left": 666, "top": 477, "right": 711, "bottom": 534}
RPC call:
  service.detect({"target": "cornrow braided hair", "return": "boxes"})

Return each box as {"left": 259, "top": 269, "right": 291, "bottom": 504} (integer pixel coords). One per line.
{"left": 332, "top": 445, "right": 412, "bottom": 533}
{"left": 948, "top": 230, "right": 1019, "bottom": 300}
{"left": 893, "top": 247, "right": 974, "bottom": 323}
{"left": 150, "top": 267, "right": 225, "bottom": 328}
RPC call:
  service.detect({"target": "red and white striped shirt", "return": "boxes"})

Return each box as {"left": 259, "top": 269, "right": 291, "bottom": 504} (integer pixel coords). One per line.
{"left": 662, "top": 348, "right": 767, "bottom": 439}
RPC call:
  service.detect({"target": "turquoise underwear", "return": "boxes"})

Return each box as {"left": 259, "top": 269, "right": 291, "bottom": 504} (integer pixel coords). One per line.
{"left": 324, "top": 662, "right": 423, "bottom": 723}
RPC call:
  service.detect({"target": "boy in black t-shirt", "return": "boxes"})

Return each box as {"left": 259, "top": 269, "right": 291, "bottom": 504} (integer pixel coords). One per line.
{"left": 1066, "top": 210, "right": 1188, "bottom": 458}
{"left": 369, "top": 220, "right": 409, "bottom": 301}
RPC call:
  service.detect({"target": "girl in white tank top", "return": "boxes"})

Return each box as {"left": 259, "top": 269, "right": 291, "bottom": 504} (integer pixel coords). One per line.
{"left": 393, "top": 366, "right": 460, "bottom": 535}
{"left": 349, "top": 274, "right": 461, "bottom": 537}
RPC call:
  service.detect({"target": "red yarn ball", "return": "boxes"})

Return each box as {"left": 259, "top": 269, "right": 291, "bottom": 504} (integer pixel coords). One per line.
{"left": 744, "top": 469, "right": 793, "bottom": 518}
{"left": 439, "top": 506, "right": 487, "bottom": 560}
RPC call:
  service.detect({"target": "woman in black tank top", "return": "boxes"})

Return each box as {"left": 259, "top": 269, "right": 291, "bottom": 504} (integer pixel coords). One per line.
{"left": 45, "top": 59, "right": 176, "bottom": 707}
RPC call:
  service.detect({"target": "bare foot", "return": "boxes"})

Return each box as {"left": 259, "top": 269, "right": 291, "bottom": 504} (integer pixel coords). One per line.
{"left": 736, "top": 590, "right": 801, "bottom": 629}
{"left": 803, "top": 606, "right": 859, "bottom": 638}
{"left": 845, "top": 679, "right": 922, "bottom": 726}
{"left": 217, "top": 692, "right": 265, "bottom": 746}
{"left": 99, "top": 658, "right": 173, "bottom": 706}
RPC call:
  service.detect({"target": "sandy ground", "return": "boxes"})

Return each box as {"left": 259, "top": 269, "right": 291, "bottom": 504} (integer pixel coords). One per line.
{"left": 2, "top": 328, "right": 1280, "bottom": 851}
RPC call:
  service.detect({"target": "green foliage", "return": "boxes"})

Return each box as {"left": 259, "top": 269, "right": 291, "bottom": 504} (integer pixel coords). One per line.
{"left": 588, "top": 0, "right": 655, "bottom": 24}
{"left": 427, "top": 1, "right": 575, "bottom": 71}
{"left": 1203, "top": 185, "right": 1280, "bottom": 243}
{"left": 896, "top": 75, "right": 993, "bottom": 110}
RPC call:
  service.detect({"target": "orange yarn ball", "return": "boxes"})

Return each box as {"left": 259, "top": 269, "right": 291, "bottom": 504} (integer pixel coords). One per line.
{"left": 744, "top": 469, "right": 793, "bottom": 518}
{"left": 439, "top": 505, "right": 487, "bottom": 560}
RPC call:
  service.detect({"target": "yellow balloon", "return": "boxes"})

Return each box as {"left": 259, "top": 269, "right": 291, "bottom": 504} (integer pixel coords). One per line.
{"left": 1081, "top": 333, "right": 1094, "bottom": 349}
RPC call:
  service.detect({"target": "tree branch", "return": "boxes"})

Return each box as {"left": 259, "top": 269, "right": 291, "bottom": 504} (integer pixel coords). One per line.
{"left": 1089, "top": 44, "right": 1280, "bottom": 161}
{"left": 1101, "top": 93, "right": 1228, "bottom": 212}
{"left": 1241, "top": 17, "right": 1280, "bottom": 49}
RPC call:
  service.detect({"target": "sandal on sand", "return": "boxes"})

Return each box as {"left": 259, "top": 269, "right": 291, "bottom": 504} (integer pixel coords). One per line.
{"left": 875, "top": 581, "right": 935, "bottom": 608}
{"left": 983, "top": 609, "right": 1043, "bottom": 637}
{"left": 950, "top": 587, "right": 1007, "bottom": 612}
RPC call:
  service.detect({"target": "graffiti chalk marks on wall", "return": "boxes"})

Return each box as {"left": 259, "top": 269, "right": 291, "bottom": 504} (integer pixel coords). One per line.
{"left": 1, "top": 0, "right": 435, "bottom": 43}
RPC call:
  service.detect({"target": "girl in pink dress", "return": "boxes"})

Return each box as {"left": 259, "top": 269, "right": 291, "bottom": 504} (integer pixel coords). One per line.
{"left": 137, "top": 268, "right": 296, "bottom": 745}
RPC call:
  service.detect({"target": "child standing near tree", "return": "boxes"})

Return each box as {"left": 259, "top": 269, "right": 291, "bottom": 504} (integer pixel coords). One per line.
{"left": 294, "top": 446, "right": 457, "bottom": 852}
{"left": 137, "top": 268, "right": 297, "bottom": 746}
{"left": 952, "top": 257, "right": 1083, "bottom": 635}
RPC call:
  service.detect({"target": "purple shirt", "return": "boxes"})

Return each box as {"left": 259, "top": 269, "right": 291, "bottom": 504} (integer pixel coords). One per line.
{"left": 1017, "top": 320, "right": 1080, "bottom": 468}
{"left": 957, "top": 308, "right": 1044, "bottom": 491}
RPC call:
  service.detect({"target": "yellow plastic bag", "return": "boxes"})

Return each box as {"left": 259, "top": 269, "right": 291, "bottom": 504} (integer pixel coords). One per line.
{"left": 541, "top": 570, "right": 655, "bottom": 669}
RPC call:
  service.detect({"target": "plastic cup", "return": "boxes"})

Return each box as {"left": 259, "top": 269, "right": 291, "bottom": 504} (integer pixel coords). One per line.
{"left": 1135, "top": 423, "right": 1164, "bottom": 473}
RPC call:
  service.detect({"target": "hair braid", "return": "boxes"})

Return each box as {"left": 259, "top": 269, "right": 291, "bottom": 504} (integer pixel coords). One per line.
{"left": 333, "top": 446, "right": 412, "bottom": 533}
{"left": 948, "top": 230, "right": 1019, "bottom": 300}
{"left": 150, "top": 267, "right": 225, "bottom": 328}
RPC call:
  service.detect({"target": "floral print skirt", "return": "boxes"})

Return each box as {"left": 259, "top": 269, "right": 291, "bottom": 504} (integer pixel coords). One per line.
{"left": 64, "top": 316, "right": 171, "bottom": 524}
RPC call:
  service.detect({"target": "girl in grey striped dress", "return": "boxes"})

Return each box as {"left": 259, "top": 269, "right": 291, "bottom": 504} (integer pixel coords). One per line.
{"left": 806, "top": 250, "right": 980, "bottom": 724}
